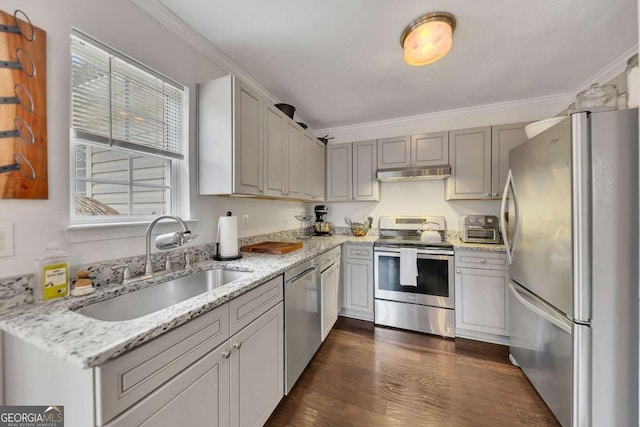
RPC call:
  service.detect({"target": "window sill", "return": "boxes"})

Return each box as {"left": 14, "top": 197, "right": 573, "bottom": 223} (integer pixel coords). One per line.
{"left": 64, "top": 218, "right": 199, "bottom": 243}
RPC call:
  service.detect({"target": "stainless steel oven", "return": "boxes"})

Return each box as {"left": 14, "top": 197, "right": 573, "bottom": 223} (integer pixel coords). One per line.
{"left": 373, "top": 216, "right": 455, "bottom": 337}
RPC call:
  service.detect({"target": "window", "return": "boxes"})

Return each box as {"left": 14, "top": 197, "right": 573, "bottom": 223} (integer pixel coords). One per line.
{"left": 70, "top": 31, "right": 186, "bottom": 223}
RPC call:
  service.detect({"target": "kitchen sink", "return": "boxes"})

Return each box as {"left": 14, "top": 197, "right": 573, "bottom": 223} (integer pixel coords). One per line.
{"left": 74, "top": 268, "right": 252, "bottom": 322}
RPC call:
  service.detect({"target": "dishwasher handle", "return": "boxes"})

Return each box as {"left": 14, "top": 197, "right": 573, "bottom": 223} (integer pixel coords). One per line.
{"left": 286, "top": 265, "right": 318, "bottom": 285}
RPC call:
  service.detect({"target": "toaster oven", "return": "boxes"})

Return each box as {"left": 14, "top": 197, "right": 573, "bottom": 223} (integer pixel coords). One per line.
{"left": 460, "top": 215, "right": 502, "bottom": 244}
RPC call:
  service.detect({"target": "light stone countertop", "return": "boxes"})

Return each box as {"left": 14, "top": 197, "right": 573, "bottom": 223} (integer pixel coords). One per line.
{"left": 0, "top": 235, "right": 377, "bottom": 369}
{"left": 0, "top": 234, "right": 505, "bottom": 369}
{"left": 449, "top": 237, "right": 506, "bottom": 253}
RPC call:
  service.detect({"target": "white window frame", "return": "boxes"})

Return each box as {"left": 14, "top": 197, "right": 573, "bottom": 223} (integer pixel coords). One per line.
{"left": 68, "top": 29, "right": 189, "bottom": 226}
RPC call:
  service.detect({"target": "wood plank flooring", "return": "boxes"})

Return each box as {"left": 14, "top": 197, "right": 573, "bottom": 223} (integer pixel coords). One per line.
{"left": 267, "top": 317, "right": 560, "bottom": 427}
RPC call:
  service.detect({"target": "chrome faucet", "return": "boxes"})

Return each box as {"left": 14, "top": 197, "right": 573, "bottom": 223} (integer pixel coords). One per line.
{"left": 144, "top": 215, "right": 197, "bottom": 276}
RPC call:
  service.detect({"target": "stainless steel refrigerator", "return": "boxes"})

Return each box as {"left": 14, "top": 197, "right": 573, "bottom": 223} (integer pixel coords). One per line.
{"left": 500, "top": 109, "right": 638, "bottom": 427}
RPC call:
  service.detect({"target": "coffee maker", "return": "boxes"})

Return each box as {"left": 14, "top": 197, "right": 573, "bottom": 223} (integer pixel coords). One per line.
{"left": 314, "top": 205, "right": 332, "bottom": 236}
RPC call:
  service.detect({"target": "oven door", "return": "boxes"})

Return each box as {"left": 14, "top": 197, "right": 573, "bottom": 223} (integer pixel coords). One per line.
{"left": 374, "top": 249, "right": 454, "bottom": 309}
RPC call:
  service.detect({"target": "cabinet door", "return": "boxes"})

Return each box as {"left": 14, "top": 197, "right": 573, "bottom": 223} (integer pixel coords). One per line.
{"left": 264, "top": 104, "right": 286, "bottom": 197}
{"left": 105, "top": 342, "right": 230, "bottom": 427}
{"left": 446, "top": 127, "right": 492, "bottom": 200}
{"left": 321, "top": 263, "right": 339, "bottom": 341}
{"left": 352, "top": 140, "right": 380, "bottom": 201}
{"left": 377, "top": 135, "right": 411, "bottom": 169}
{"left": 491, "top": 122, "right": 529, "bottom": 198}
{"left": 344, "top": 257, "right": 374, "bottom": 315}
{"left": 312, "top": 137, "right": 326, "bottom": 200}
{"left": 230, "top": 302, "right": 284, "bottom": 427}
{"left": 326, "top": 143, "right": 352, "bottom": 201}
{"left": 411, "top": 131, "right": 449, "bottom": 166}
{"left": 302, "top": 133, "right": 316, "bottom": 200}
{"left": 234, "top": 79, "right": 263, "bottom": 195}
{"left": 285, "top": 121, "right": 302, "bottom": 199}
{"left": 455, "top": 267, "right": 509, "bottom": 337}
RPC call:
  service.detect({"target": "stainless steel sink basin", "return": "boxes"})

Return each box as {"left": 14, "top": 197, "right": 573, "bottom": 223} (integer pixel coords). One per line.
{"left": 74, "top": 268, "right": 252, "bottom": 322}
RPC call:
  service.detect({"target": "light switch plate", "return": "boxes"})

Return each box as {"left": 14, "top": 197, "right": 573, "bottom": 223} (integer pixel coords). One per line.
{"left": 0, "top": 222, "right": 14, "bottom": 257}
{"left": 241, "top": 214, "right": 249, "bottom": 229}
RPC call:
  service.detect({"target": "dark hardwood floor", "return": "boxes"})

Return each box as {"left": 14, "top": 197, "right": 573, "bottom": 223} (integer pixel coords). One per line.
{"left": 267, "top": 317, "right": 560, "bottom": 427}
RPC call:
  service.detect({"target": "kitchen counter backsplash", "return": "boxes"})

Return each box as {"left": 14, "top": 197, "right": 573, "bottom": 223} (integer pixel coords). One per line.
{"left": 0, "top": 228, "right": 310, "bottom": 311}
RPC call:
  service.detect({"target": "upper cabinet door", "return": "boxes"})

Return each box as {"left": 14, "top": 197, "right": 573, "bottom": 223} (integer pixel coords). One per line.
{"left": 303, "top": 132, "right": 325, "bottom": 201}
{"left": 285, "top": 121, "right": 302, "bottom": 199}
{"left": 352, "top": 140, "right": 379, "bottom": 201}
{"left": 491, "top": 122, "right": 529, "bottom": 199}
{"left": 326, "top": 143, "right": 353, "bottom": 202}
{"left": 411, "top": 131, "right": 449, "bottom": 167}
{"left": 377, "top": 136, "right": 411, "bottom": 169}
{"left": 264, "top": 105, "right": 286, "bottom": 197}
{"left": 312, "top": 138, "right": 326, "bottom": 201}
{"left": 233, "top": 79, "right": 263, "bottom": 196}
{"left": 446, "top": 127, "right": 492, "bottom": 200}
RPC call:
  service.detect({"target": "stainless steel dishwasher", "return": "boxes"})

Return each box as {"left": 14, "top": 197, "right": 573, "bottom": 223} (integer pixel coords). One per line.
{"left": 284, "top": 257, "right": 321, "bottom": 394}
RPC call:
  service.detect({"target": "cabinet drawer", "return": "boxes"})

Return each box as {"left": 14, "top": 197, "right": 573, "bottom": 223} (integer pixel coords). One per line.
{"left": 318, "top": 248, "right": 335, "bottom": 272}
{"left": 345, "top": 244, "right": 373, "bottom": 260}
{"left": 95, "top": 304, "right": 230, "bottom": 426}
{"left": 455, "top": 251, "right": 508, "bottom": 270}
{"left": 229, "top": 275, "right": 283, "bottom": 336}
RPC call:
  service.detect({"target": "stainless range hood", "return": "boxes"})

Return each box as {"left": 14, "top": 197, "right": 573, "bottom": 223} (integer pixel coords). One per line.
{"left": 376, "top": 165, "right": 451, "bottom": 182}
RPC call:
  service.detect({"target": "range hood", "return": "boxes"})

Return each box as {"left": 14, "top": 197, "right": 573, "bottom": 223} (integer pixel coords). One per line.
{"left": 376, "top": 165, "right": 451, "bottom": 182}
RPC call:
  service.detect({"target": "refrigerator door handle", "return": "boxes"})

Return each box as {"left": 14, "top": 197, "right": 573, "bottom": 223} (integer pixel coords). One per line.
{"left": 508, "top": 282, "right": 572, "bottom": 334}
{"left": 500, "top": 169, "right": 519, "bottom": 265}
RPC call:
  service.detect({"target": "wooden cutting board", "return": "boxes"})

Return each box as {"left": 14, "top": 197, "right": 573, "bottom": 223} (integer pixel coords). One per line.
{"left": 241, "top": 241, "right": 303, "bottom": 255}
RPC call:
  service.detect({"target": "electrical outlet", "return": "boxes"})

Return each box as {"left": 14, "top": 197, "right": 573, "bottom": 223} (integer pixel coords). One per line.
{"left": 0, "top": 222, "right": 14, "bottom": 257}
{"left": 241, "top": 214, "right": 249, "bottom": 229}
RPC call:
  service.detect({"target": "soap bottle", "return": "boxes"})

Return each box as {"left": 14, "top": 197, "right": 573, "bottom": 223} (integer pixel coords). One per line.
{"left": 34, "top": 244, "right": 70, "bottom": 302}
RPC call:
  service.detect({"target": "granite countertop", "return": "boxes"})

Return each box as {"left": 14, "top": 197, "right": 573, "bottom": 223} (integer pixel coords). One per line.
{"left": 449, "top": 237, "right": 506, "bottom": 252}
{"left": 0, "top": 235, "right": 377, "bottom": 369}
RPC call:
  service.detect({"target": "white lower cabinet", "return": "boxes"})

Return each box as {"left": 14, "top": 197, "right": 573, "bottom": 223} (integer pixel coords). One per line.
{"left": 4, "top": 276, "right": 285, "bottom": 427}
{"left": 321, "top": 262, "right": 339, "bottom": 341}
{"left": 230, "top": 302, "right": 284, "bottom": 427}
{"left": 106, "top": 342, "right": 230, "bottom": 427}
{"left": 454, "top": 251, "right": 509, "bottom": 345}
{"left": 341, "top": 244, "right": 374, "bottom": 321}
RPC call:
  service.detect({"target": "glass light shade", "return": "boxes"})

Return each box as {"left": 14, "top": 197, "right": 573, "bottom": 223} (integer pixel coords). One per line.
{"left": 402, "top": 17, "right": 454, "bottom": 66}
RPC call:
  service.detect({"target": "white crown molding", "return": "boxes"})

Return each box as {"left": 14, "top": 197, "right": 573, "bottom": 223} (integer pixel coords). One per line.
{"left": 130, "top": 0, "right": 279, "bottom": 106}
{"left": 571, "top": 44, "right": 638, "bottom": 95}
{"left": 313, "top": 92, "right": 573, "bottom": 136}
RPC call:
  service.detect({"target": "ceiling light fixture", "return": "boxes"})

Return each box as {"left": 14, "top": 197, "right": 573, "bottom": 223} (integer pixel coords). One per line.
{"left": 400, "top": 12, "right": 456, "bottom": 66}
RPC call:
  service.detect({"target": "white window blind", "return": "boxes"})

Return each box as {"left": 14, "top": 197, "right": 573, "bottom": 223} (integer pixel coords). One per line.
{"left": 71, "top": 32, "right": 185, "bottom": 159}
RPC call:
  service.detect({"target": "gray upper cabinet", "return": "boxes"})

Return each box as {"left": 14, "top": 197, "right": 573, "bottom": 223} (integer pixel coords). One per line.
{"left": 377, "top": 136, "right": 411, "bottom": 169}
{"left": 411, "top": 132, "right": 449, "bottom": 166}
{"left": 326, "top": 143, "right": 352, "bottom": 202}
{"left": 264, "top": 103, "right": 286, "bottom": 197}
{"left": 446, "top": 123, "right": 528, "bottom": 200}
{"left": 303, "top": 133, "right": 325, "bottom": 201}
{"left": 327, "top": 140, "right": 379, "bottom": 202}
{"left": 491, "top": 122, "right": 529, "bottom": 198}
{"left": 446, "top": 127, "right": 492, "bottom": 200}
{"left": 378, "top": 132, "right": 448, "bottom": 169}
{"left": 285, "top": 121, "right": 303, "bottom": 199}
{"left": 446, "top": 123, "right": 529, "bottom": 200}
{"left": 234, "top": 79, "right": 263, "bottom": 196}
{"left": 198, "top": 75, "right": 324, "bottom": 202}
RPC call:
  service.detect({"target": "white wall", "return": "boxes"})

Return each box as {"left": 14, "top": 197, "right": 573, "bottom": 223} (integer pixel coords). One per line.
{"left": 0, "top": 0, "right": 304, "bottom": 277}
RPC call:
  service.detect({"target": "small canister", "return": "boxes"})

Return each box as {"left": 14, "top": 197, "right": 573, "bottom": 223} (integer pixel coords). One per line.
{"left": 626, "top": 53, "right": 639, "bottom": 108}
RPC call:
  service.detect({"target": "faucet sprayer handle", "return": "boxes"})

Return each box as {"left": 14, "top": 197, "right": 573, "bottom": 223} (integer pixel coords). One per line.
{"left": 181, "top": 231, "right": 197, "bottom": 244}
{"left": 111, "top": 264, "right": 131, "bottom": 283}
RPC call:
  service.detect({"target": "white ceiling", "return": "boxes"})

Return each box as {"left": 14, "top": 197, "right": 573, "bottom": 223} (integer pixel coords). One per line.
{"left": 157, "top": 0, "right": 638, "bottom": 130}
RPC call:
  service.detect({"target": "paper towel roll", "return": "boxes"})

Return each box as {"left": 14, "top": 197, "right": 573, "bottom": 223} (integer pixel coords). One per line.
{"left": 218, "top": 215, "right": 239, "bottom": 257}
